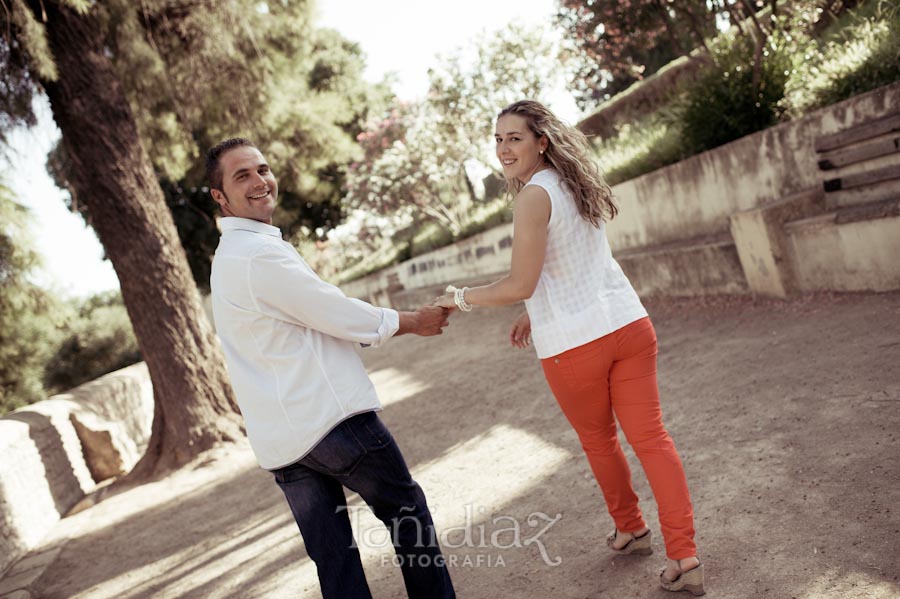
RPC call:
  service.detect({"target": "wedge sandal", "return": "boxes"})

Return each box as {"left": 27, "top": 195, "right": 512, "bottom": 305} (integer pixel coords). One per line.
{"left": 605, "top": 528, "right": 653, "bottom": 556}
{"left": 660, "top": 562, "right": 705, "bottom": 596}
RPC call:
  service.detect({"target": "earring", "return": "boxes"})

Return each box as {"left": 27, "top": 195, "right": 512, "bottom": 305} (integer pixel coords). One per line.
{"left": 539, "top": 150, "right": 544, "bottom": 154}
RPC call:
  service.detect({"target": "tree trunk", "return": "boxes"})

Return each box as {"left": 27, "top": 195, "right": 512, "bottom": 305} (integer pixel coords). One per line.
{"left": 652, "top": 0, "right": 686, "bottom": 58}
{"left": 31, "top": 0, "right": 244, "bottom": 477}
{"left": 737, "top": 0, "right": 768, "bottom": 94}
{"left": 679, "top": 2, "right": 713, "bottom": 56}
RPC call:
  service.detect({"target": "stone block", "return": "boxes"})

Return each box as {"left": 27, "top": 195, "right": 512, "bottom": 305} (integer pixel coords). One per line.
{"left": 785, "top": 199, "right": 900, "bottom": 292}
{"left": 0, "top": 363, "right": 153, "bottom": 576}
{"left": 68, "top": 411, "right": 129, "bottom": 481}
{"left": 729, "top": 188, "right": 825, "bottom": 297}
{"left": 616, "top": 234, "right": 749, "bottom": 297}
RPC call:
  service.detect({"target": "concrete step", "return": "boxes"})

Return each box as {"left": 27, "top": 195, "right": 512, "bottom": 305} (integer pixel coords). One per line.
{"left": 824, "top": 163, "right": 900, "bottom": 192}
{"left": 728, "top": 187, "right": 825, "bottom": 297}
{"left": 615, "top": 233, "right": 748, "bottom": 297}
{"left": 787, "top": 197, "right": 900, "bottom": 230}
{"left": 816, "top": 113, "right": 900, "bottom": 152}
{"left": 824, "top": 176, "right": 900, "bottom": 210}
{"left": 386, "top": 233, "right": 749, "bottom": 306}
{"left": 783, "top": 198, "right": 900, "bottom": 292}
{"left": 818, "top": 133, "right": 900, "bottom": 170}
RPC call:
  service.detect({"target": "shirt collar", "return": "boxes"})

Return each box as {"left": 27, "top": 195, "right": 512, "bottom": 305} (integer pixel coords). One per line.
{"left": 219, "top": 216, "right": 283, "bottom": 239}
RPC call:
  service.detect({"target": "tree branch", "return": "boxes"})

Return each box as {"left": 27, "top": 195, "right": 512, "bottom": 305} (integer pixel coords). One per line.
{"left": 738, "top": 0, "right": 768, "bottom": 93}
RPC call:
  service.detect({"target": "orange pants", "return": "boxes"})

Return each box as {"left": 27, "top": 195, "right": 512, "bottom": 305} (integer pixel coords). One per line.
{"left": 541, "top": 317, "right": 697, "bottom": 559}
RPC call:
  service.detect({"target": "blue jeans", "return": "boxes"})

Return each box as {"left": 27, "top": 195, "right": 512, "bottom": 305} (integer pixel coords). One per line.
{"left": 272, "top": 411, "right": 455, "bottom": 599}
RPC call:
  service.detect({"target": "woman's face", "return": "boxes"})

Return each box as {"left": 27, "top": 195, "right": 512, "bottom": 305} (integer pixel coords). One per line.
{"left": 495, "top": 113, "right": 548, "bottom": 183}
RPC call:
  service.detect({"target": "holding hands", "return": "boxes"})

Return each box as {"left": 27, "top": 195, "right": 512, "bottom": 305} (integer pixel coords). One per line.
{"left": 409, "top": 305, "right": 451, "bottom": 336}
{"left": 433, "top": 291, "right": 457, "bottom": 310}
{"left": 433, "top": 285, "right": 471, "bottom": 312}
{"left": 430, "top": 285, "right": 532, "bottom": 349}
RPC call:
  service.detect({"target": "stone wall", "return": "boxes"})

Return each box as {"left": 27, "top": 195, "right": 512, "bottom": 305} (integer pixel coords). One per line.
{"left": 0, "top": 363, "right": 153, "bottom": 576}
{"left": 605, "top": 82, "right": 900, "bottom": 252}
{"left": 340, "top": 82, "right": 900, "bottom": 306}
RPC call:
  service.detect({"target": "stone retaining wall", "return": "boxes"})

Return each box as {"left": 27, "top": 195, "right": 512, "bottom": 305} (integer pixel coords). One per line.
{"left": 340, "top": 83, "right": 900, "bottom": 305}
{"left": 0, "top": 363, "right": 153, "bottom": 576}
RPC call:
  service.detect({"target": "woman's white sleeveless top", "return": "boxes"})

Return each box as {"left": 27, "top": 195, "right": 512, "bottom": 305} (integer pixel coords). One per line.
{"left": 523, "top": 169, "right": 647, "bottom": 359}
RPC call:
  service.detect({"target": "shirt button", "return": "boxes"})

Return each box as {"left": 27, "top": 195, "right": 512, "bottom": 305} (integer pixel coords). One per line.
{"left": 554, "top": 359, "right": 560, "bottom": 364}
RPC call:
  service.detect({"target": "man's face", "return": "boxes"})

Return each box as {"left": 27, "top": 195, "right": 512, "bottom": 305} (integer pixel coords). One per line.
{"left": 212, "top": 146, "right": 278, "bottom": 224}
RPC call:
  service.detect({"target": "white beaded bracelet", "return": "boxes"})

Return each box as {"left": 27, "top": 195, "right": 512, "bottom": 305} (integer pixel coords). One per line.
{"left": 455, "top": 287, "right": 473, "bottom": 312}
{"left": 445, "top": 285, "right": 473, "bottom": 312}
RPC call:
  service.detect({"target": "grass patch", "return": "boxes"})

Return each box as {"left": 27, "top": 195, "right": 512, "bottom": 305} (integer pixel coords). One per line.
{"left": 593, "top": 112, "right": 688, "bottom": 186}
{"left": 785, "top": 1, "right": 900, "bottom": 115}
{"left": 594, "top": 1, "right": 900, "bottom": 185}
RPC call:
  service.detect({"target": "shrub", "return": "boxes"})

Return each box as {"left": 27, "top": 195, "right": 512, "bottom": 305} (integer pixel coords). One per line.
{"left": 784, "top": 1, "right": 900, "bottom": 115}
{"left": 0, "top": 286, "right": 66, "bottom": 414}
{"left": 410, "top": 197, "right": 513, "bottom": 257}
{"left": 43, "top": 292, "right": 142, "bottom": 394}
{"left": 680, "top": 32, "right": 791, "bottom": 155}
{"left": 0, "top": 185, "right": 68, "bottom": 415}
{"left": 592, "top": 110, "right": 688, "bottom": 186}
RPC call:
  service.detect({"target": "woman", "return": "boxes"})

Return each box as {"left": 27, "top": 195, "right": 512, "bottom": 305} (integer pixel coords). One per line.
{"left": 435, "top": 100, "right": 705, "bottom": 595}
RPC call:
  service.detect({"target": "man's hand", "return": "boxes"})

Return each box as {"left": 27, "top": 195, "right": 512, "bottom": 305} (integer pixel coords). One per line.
{"left": 509, "top": 310, "right": 531, "bottom": 348}
{"left": 397, "top": 305, "right": 451, "bottom": 337}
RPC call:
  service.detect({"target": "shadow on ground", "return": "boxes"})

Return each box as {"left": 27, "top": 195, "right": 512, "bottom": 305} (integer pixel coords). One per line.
{"left": 22, "top": 291, "right": 900, "bottom": 599}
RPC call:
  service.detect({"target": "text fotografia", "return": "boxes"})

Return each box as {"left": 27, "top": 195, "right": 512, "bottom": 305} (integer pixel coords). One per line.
{"left": 339, "top": 504, "right": 563, "bottom": 567}
{"left": 381, "top": 553, "right": 507, "bottom": 568}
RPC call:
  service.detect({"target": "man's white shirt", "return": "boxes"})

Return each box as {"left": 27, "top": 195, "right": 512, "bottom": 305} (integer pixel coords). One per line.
{"left": 210, "top": 217, "right": 399, "bottom": 469}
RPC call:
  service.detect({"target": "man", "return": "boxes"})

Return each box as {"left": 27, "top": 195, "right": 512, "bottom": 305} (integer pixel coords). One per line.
{"left": 206, "top": 138, "right": 455, "bottom": 599}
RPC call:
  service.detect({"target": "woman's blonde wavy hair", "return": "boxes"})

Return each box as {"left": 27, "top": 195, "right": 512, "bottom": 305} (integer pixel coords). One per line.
{"left": 498, "top": 100, "right": 617, "bottom": 226}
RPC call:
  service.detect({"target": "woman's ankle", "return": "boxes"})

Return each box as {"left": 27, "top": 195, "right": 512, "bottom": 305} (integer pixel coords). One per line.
{"left": 619, "top": 526, "right": 649, "bottom": 537}
{"left": 612, "top": 526, "right": 650, "bottom": 549}
{"left": 678, "top": 556, "right": 700, "bottom": 571}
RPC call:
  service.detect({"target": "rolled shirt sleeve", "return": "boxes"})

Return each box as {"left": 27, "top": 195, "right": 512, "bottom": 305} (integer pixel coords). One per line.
{"left": 248, "top": 245, "right": 399, "bottom": 347}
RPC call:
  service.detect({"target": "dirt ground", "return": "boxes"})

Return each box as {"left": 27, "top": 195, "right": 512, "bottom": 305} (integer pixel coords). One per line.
{"left": 12, "top": 291, "right": 900, "bottom": 599}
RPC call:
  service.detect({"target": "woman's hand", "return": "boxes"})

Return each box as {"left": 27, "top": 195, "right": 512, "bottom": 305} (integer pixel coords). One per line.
{"left": 509, "top": 310, "right": 531, "bottom": 348}
{"left": 432, "top": 292, "right": 457, "bottom": 310}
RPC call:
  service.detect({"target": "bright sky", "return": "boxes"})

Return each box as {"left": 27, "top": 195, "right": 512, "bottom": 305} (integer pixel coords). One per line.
{"left": 2, "top": 101, "right": 121, "bottom": 297}
{"left": 3, "top": 0, "right": 569, "bottom": 298}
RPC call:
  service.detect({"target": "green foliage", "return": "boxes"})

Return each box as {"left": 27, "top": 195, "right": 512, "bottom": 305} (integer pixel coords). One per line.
{"left": 160, "top": 180, "right": 220, "bottom": 293}
{"left": 8, "top": 0, "right": 57, "bottom": 80}
{"left": 0, "top": 287, "right": 63, "bottom": 414}
{"left": 2, "top": 0, "right": 391, "bottom": 290}
{"left": 345, "top": 100, "right": 479, "bottom": 237}
{"left": 0, "top": 182, "right": 66, "bottom": 415}
{"left": 784, "top": 0, "right": 900, "bottom": 115}
{"left": 43, "top": 292, "right": 141, "bottom": 394}
{"left": 340, "top": 23, "right": 565, "bottom": 270}
{"left": 408, "top": 197, "right": 514, "bottom": 258}
{"left": 427, "top": 22, "right": 564, "bottom": 169}
{"left": 586, "top": 1, "right": 896, "bottom": 186}
{"left": 680, "top": 32, "right": 791, "bottom": 155}
{"left": 0, "top": 38, "right": 39, "bottom": 142}
{"left": 0, "top": 181, "right": 141, "bottom": 415}
{"left": 556, "top": 0, "right": 720, "bottom": 110}
{"left": 125, "top": 1, "right": 389, "bottom": 271}
{"left": 337, "top": 1, "right": 897, "bottom": 285}
{"left": 329, "top": 23, "right": 574, "bottom": 281}
{"left": 593, "top": 111, "right": 688, "bottom": 186}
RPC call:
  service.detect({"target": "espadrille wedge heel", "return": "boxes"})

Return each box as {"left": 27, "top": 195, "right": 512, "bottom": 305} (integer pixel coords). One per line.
{"left": 660, "top": 562, "right": 705, "bottom": 596}
{"left": 605, "top": 529, "right": 653, "bottom": 556}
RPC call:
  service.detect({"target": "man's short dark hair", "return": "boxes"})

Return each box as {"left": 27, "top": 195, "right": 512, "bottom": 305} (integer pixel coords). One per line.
{"left": 206, "top": 138, "right": 257, "bottom": 191}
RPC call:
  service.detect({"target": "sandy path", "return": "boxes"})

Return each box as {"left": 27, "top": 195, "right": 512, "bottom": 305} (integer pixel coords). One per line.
{"left": 18, "top": 291, "right": 900, "bottom": 598}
